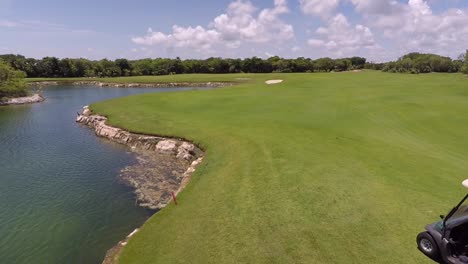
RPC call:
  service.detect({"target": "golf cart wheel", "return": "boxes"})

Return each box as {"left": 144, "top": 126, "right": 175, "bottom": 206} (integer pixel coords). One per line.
{"left": 417, "top": 232, "right": 439, "bottom": 259}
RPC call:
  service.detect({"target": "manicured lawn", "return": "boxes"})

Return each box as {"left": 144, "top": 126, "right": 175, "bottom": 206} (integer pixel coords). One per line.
{"left": 90, "top": 72, "right": 468, "bottom": 263}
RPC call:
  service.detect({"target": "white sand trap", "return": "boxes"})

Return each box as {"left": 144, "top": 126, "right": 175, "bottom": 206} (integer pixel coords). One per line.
{"left": 265, "top": 80, "right": 283, "bottom": 85}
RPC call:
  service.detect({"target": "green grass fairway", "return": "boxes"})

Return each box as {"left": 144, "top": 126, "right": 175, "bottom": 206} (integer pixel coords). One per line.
{"left": 90, "top": 72, "right": 468, "bottom": 263}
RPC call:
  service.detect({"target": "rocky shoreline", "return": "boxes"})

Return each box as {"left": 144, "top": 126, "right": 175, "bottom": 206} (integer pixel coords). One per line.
{"left": 30, "top": 80, "right": 232, "bottom": 88}
{"left": 76, "top": 106, "right": 204, "bottom": 263}
{"left": 0, "top": 93, "right": 45, "bottom": 106}
{"left": 76, "top": 106, "right": 204, "bottom": 209}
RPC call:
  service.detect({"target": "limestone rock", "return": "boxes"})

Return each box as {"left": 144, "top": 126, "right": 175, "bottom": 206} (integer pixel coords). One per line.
{"left": 96, "top": 125, "right": 120, "bottom": 138}
{"left": 179, "top": 142, "right": 195, "bottom": 152}
{"left": 82, "top": 106, "right": 92, "bottom": 116}
{"left": 176, "top": 142, "right": 195, "bottom": 160}
{"left": 1, "top": 94, "right": 44, "bottom": 105}
{"left": 191, "top": 157, "right": 203, "bottom": 167}
{"left": 156, "top": 140, "right": 177, "bottom": 152}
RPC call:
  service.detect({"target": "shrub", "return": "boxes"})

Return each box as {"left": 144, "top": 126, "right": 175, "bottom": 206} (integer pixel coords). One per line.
{"left": 0, "top": 60, "right": 27, "bottom": 98}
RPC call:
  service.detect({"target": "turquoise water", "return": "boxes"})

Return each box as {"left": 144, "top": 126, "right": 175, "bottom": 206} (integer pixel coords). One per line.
{"left": 0, "top": 85, "right": 196, "bottom": 264}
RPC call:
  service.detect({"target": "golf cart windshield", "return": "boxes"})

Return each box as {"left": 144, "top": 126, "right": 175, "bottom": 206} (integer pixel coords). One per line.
{"left": 445, "top": 194, "right": 468, "bottom": 226}
{"left": 449, "top": 205, "right": 468, "bottom": 222}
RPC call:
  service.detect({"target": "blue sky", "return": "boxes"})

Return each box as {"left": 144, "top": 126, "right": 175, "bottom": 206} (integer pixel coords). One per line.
{"left": 1, "top": 0, "right": 467, "bottom": 61}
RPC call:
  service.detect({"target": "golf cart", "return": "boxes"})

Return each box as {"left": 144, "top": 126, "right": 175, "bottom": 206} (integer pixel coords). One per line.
{"left": 417, "top": 180, "right": 468, "bottom": 263}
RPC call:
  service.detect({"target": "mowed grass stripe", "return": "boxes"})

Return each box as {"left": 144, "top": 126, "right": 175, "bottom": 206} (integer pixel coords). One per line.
{"left": 90, "top": 72, "right": 468, "bottom": 263}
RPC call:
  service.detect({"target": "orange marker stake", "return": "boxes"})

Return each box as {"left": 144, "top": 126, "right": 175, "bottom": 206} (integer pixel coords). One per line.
{"left": 171, "top": 192, "right": 178, "bottom": 205}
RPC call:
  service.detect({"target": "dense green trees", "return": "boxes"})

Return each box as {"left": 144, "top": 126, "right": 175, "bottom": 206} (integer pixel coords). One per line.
{"left": 0, "top": 54, "right": 368, "bottom": 78}
{"left": 0, "top": 52, "right": 466, "bottom": 78}
{"left": 461, "top": 50, "right": 468, "bottom": 74}
{"left": 0, "top": 60, "right": 27, "bottom": 98}
{"left": 382, "top": 53, "right": 461, "bottom": 74}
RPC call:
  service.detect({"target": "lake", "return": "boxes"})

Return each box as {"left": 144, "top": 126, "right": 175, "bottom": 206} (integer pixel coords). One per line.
{"left": 0, "top": 85, "right": 197, "bottom": 263}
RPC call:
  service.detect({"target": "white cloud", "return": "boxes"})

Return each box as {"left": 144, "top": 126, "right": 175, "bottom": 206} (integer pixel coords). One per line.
{"left": 211, "top": 0, "right": 292, "bottom": 44}
{"left": 132, "top": 26, "right": 220, "bottom": 51}
{"left": 349, "top": 0, "right": 402, "bottom": 15}
{"left": 299, "top": 0, "right": 403, "bottom": 18}
{"left": 132, "top": 28, "right": 169, "bottom": 45}
{"left": 299, "top": 0, "right": 340, "bottom": 18}
{"left": 361, "top": 1, "right": 468, "bottom": 57}
{"left": 307, "top": 13, "right": 378, "bottom": 56}
{"left": 0, "top": 20, "right": 17, "bottom": 27}
{"left": 291, "top": 45, "right": 301, "bottom": 52}
{"left": 408, "top": 0, "right": 432, "bottom": 16}
{"left": 0, "top": 19, "right": 94, "bottom": 35}
{"left": 308, "top": 39, "right": 324, "bottom": 47}
{"left": 132, "top": 0, "right": 294, "bottom": 53}
{"left": 308, "top": 0, "right": 468, "bottom": 59}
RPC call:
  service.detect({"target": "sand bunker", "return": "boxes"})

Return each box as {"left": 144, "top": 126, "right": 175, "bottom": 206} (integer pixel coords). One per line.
{"left": 265, "top": 80, "right": 283, "bottom": 84}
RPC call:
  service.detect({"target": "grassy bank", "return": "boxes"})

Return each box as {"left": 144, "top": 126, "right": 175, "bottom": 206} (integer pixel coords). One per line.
{"left": 89, "top": 72, "right": 468, "bottom": 263}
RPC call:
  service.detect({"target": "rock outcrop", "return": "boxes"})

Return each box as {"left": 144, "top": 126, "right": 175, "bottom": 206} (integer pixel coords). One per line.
{"left": 28, "top": 81, "right": 59, "bottom": 87}
{"left": 0, "top": 94, "right": 45, "bottom": 105}
{"left": 76, "top": 106, "right": 204, "bottom": 210}
{"left": 29, "top": 80, "right": 232, "bottom": 88}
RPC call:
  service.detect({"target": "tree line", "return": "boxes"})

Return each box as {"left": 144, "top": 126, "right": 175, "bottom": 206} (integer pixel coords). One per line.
{"left": 379, "top": 52, "right": 468, "bottom": 74}
{"left": 0, "top": 51, "right": 467, "bottom": 80}
{"left": 0, "top": 54, "right": 368, "bottom": 78}
{"left": 461, "top": 51, "right": 468, "bottom": 74}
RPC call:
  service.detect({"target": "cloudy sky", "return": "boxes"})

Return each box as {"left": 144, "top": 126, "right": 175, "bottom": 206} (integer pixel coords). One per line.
{"left": 1, "top": 0, "right": 467, "bottom": 62}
